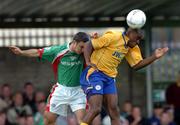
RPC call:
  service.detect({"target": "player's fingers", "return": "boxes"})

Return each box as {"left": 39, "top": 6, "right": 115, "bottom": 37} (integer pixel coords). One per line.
{"left": 157, "top": 48, "right": 162, "bottom": 51}
{"left": 9, "top": 48, "right": 16, "bottom": 51}
{"left": 91, "top": 32, "right": 98, "bottom": 38}
{"left": 9, "top": 46, "right": 17, "bottom": 50}
{"left": 9, "top": 46, "right": 16, "bottom": 48}
{"left": 163, "top": 47, "right": 169, "bottom": 52}
{"left": 9, "top": 47, "right": 15, "bottom": 51}
{"left": 159, "top": 47, "right": 168, "bottom": 54}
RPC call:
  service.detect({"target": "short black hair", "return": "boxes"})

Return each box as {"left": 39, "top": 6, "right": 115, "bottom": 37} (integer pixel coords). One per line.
{"left": 73, "top": 32, "right": 90, "bottom": 43}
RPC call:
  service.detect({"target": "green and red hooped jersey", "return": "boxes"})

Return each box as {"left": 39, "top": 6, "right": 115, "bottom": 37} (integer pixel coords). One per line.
{"left": 38, "top": 43, "right": 85, "bottom": 87}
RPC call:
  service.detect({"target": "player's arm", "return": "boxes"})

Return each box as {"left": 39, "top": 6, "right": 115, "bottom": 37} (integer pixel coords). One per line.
{"left": 9, "top": 46, "right": 39, "bottom": 57}
{"left": 83, "top": 41, "right": 94, "bottom": 66}
{"left": 83, "top": 32, "right": 99, "bottom": 64}
{"left": 133, "top": 47, "right": 169, "bottom": 70}
{"left": 84, "top": 32, "right": 115, "bottom": 67}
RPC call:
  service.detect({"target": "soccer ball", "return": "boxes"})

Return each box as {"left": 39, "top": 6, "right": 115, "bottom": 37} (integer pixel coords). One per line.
{"left": 126, "top": 9, "right": 146, "bottom": 29}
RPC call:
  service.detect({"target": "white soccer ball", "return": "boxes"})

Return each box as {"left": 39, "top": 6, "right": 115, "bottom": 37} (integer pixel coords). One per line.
{"left": 126, "top": 9, "right": 146, "bottom": 29}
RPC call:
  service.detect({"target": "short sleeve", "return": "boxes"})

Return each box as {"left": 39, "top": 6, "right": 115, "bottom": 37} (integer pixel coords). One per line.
{"left": 125, "top": 45, "right": 143, "bottom": 67}
{"left": 38, "top": 45, "right": 65, "bottom": 62}
{"left": 91, "top": 31, "right": 117, "bottom": 49}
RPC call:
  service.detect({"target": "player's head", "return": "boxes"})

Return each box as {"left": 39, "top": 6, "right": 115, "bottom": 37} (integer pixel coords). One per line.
{"left": 70, "top": 32, "right": 90, "bottom": 54}
{"left": 126, "top": 28, "right": 143, "bottom": 48}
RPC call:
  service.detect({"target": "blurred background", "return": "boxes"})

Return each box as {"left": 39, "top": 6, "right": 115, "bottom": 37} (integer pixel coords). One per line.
{"left": 0, "top": 0, "right": 180, "bottom": 125}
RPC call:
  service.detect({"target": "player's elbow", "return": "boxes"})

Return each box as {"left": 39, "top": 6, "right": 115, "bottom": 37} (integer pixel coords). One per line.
{"left": 132, "top": 61, "right": 142, "bottom": 71}
{"left": 132, "top": 65, "right": 140, "bottom": 71}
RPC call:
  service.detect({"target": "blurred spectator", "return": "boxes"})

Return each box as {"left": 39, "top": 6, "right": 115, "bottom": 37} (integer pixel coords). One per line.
{"left": 0, "top": 98, "right": 8, "bottom": 112}
{"left": 17, "top": 114, "right": 34, "bottom": 125}
{"left": 102, "top": 115, "right": 129, "bottom": 125}
{"left": 17, "top": 115, "right": 26, "bottom": 125}
{"left": 163, "top": 106, "right": 174, "bottom": 125}
{"left": 127, "top": 106, "right": 148, "bottom": 125}
{"left": 34, "top": 101, "right": 46, "bottom": 125}
{"left": 26, "top": 115, "right": 35, "bottom": 125}
{"left": 0, "top": 109, "right": 9, "bottom": 125}
{"left": 148, "top": 103, "right": 163, "bottom": 125}
{"left": 166, "top": 72, "right": 180, "bottom": 125}
{"left": 159, "top": 111, "right": 175, "bottom": 125}
{"left": 1, "top": 84, "right": 12, "bottom": 107}
{"left": 121, "top": 100, "right": 133, "bottom": 119}
{"left": 35, "top": 91, "right": 46, "bottom": 103}
{"left": 23, "top": 82, "right": 37, "bottom": 114}
{"left": 7, "top": 92, "right": 32, "bottom": 125}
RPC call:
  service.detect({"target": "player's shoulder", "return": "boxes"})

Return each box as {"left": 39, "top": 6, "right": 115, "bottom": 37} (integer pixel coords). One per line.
{"left": 128, "top": 45, "right": 141, "bottom": 51}
{"left": 104, "top": 30, "right": 123, "bottom": 39}
{"left": 43, "top": 43, "right": 69, "bottom": 54}
{"left": 133, "top": 45, "right": 141, "bottom": 49}
{"left": 56, "top": 43, "right": 69, "bottom": 50}
{"left": 104, "top": 30, "right": 123, "bottom": 35}
{"left": 48, "top": 43, "right": 68, "bottom": 50}
{"left": 104, "top": 30, "right": 123, "bottom": 41}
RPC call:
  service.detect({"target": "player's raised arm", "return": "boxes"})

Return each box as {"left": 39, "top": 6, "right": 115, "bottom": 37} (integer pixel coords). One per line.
{"left": 9, "top": 46, "right": 39, "bottom": 57}
{"left": 133, "top": 47, "right": 169, "bottom": 70}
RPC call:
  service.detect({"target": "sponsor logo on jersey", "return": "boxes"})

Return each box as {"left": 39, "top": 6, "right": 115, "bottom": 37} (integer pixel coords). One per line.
{"left": 112, "top": 51, "right": 124, "bottom": 60}
{"left": 70, "top": 56, "right": 77, "bottom": 60}
{"left": 61, "top": 61, "right": 82, "bottom": 66}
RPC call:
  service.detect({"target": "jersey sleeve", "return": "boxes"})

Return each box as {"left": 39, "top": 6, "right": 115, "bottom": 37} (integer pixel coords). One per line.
{"left": 38, "top": 46, "right": 63, "bottom": 62}
{"left": 125, "top": 45, "right": 143, "bottom": 67}
{"left": 91, "top": 31, "right": 117, "bottom": 49}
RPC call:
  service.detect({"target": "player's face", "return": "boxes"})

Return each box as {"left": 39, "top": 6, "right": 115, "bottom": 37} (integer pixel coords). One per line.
{"left": 74, "top": 41, "right": 85, "bottom": 54}
{"left": 128, "top": 31, "right": 142, "bottom": 48}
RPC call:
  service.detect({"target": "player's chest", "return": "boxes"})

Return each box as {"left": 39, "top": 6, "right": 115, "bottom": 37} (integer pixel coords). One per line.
{"left": 109, "top": 45, "right": 129, "bottom": 61}
{"left": 59, "top": 54, "right": 83, "bottom": 66}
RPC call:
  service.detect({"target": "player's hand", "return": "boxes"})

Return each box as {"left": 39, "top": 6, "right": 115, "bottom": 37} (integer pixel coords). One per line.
{"left": 154, "top": 47, "right": 169, "bottom": 59}
{"left": 9, "top": 46, "right": 23, "bottom": 55}
{"left": 90, "top": 32, "right": 99, "bottom": 39}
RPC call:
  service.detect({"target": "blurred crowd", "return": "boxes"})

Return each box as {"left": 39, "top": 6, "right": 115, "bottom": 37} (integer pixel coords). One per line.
{"left": 102, "top": 101, "right": 176, "bottom": 125}
{"left": 0, "top": 82, "right": 179, "bottom": 125}
{"left": 0, "top": 82, "right": 46, "bottom": 125}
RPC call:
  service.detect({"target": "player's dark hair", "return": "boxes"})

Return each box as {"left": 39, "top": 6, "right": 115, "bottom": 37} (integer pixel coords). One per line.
{"left": 73, "top": 32, "right": 90, "bottom": 43}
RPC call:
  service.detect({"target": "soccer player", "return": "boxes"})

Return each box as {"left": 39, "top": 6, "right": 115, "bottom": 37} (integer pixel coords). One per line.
{"left": 9, "top": 32, "right": 90, "bottom": 125}
{"left": 80, "top": 28, "right": 169, "bottom": 125}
